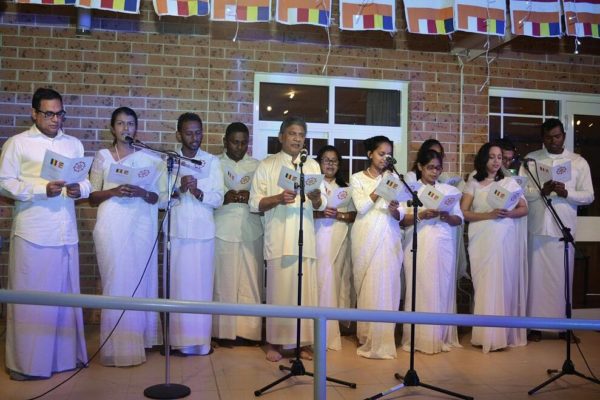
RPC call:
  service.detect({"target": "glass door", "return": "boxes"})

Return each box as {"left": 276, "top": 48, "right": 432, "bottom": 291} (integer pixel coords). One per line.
{"left": 564, "top": 101, "right": 600, "bottom": 316}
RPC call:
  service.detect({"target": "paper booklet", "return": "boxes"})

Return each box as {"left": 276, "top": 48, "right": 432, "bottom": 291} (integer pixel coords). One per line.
{"left": 277, "top": 166, "right": 324, "bottom": 193}
{"left": 510, "top": 175, "right": 528, "bottom": 190}
{"left": 439, "top": 175, "right": 463, "bottom": 187}
{"left": 486, "top": 181, "right": 523, "bottom": 211}
{"left": 326, "top": 187, "right": 352, "bottom": 209}
{"left": 107, "top": 163, "right": 159, "bottom": 186}
{"left": 224, "top": 166, "right": 254, "bottom": 191}
{"left": 538, "top": 159, "right": 571, "bottom": 183}
{"left": 374, "top": 173, "right": 421, "bottom": 203}
{"left": 172, "top": 157, "right": 210, "bottom": 180}
{"left": 40, "top": 150, "right": 93, "bottom": 184}
{"left": 419, "top": 184, "right": 461, "bottom": 212}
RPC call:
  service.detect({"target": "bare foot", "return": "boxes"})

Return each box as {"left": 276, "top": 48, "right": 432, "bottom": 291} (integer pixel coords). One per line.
{"left": 266, "top": 344, "right": 283, "bottom": 362}
{"left": 299, "top": 346, "right": 313, "bottom": 361}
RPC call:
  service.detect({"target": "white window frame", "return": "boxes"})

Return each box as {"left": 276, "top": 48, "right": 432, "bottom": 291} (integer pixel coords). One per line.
{"left": 252, "top": 73, "right": 409, "bottom": 172}
{"left": 489, "top": 88, "right": 600, "bottom": 151}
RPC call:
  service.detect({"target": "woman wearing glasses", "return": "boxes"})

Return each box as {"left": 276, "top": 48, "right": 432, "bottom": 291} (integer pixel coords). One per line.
{"left": 460, "top": 142, "right": 528, "bottom": 353}
{"left": 401, "top": 149, "right": 463, "bottom": 355}
{"left": 350, "top": 136, "right": 404, "bottom": 359}
{"left": 89, "top": 107, "right": 165, "bottom": 366}
{"left": 313, "top": 145, "right": 356, "bottom": 350}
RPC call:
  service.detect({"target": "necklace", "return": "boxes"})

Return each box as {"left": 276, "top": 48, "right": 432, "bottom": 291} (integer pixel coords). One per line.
{"left": 365, "top": 167, "right": 380, "bottom": 179}
{"left": 114, "top": 145, "right": 121, "bottom": 162}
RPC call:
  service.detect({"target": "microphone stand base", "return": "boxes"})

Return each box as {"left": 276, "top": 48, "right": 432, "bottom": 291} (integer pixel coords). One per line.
{"left": 144, "top": 383, "right": 191, "bottom": 399}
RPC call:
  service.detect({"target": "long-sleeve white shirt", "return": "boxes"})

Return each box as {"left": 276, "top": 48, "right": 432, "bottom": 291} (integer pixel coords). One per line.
{"left": 249, "top": 151, "right": 326, "bottom": 260}
{"left": 169, "top": 148, "right": 224, "bottom": 240}
{"left": 520, "top": 148, "right": 594, "bottom": 237}
{"left": 0, "top": 125, "right": 90, "bottom": 246}
{"left": 214, "top": 152, "right": 263, "bottom": 243}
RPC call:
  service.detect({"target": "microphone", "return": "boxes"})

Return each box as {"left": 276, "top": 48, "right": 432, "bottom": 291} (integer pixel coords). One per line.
{"left": 299, "top": 148, "right": 308, "bottom": 164}
{"left": 385, "top": 154, "right": 397, "bottom": 165}
{"left": 123, "top": 135, "right": 136, "bottom": 145}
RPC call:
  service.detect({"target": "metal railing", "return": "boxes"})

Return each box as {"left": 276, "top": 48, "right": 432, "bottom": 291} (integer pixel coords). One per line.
{"left": 1, "top": 289, "right": 599, "bottom": 399}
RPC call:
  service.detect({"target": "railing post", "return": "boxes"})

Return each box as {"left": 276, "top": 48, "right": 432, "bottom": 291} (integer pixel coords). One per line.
{"left": 314, "top": 316, "right": 327, "bottom": 400}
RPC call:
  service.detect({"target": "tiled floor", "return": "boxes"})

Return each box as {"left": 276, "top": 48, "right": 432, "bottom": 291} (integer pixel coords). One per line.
{"left": 1, "top": 325, "right": 600, "bottom": 400}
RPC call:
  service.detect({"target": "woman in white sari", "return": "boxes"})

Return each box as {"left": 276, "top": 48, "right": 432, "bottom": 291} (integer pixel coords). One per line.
{"left": 351, "top": 136, "right": 404, "bottom": 359}
{"left": 461, "top": 142, "right": 528, "bottom": 353}
{"left": 401, "top": 150, "right": 463, "bottom": 355}
{"left": 314, "top": 145, "right": 356, "bottom": 350}
{"left": 90, "top": 107, "right": 164, "bottom": 366}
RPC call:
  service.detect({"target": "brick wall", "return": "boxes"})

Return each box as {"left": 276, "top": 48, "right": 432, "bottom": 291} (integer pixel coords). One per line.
{"left": 1, "top": 3, "right": 599, "bottom": 311}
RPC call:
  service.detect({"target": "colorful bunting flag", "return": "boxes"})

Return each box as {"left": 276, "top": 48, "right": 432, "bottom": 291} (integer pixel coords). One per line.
{"left": 510, "top": 0, "right": 562, "bottom": 37}
{"left": 153, "top": 0, "right": 210, "bottom": 16}
{"left": 276, "top": 0, "right": 331, "bottom": 27}
{"left": 15, "top": 0, "right": 76, "bottom": 5}
{"left": 76, "top": 0, "right": 140, "bottom": 14}
{"left": 564, "top": 0, "right": 600, "bottom": 38}
{"left": 454, "top": 0, "right": 506, "bottom": 36}
{"left": 404, "top": 0, "right": 454, "bottom": 34}
{"left": 211, "top": 0, "right": 271, "bottom": 22}
{"left": 339, "top": 0, "right": 395, "bottom": 31}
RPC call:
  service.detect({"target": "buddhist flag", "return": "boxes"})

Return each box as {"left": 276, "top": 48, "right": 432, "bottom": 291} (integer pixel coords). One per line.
{"left": 404, "top": 0, "right": 454, "bottom": 34}
{"left": 276, "top": 0, "right": 331, "bottom": 27}
{"left": 564, "top": 0, "right": 600, "bottom": 38}
{"left": 510, "top": 0, "right": 561, "bottom": 37}
{"left": 454, "top": 0, "right": 506, "bottom": 36}
{"left": 339, "top": 0, "right": 395, "bottom": 32}
{"left": 211, "top": 0, "right": 271, "bottom": 22}
{"left": 15, "top": 0, "right": 75, "bottom": 4}
{"left": 153, "top": 0, "right": 210, "bottom": 16}
{"left": 76, "top": 0, "right": 140, "bottom": 13}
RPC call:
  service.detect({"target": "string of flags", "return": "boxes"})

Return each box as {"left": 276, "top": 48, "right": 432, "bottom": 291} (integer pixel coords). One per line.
{"left": 14, "top": 0, "right": 600, "bottom": 38}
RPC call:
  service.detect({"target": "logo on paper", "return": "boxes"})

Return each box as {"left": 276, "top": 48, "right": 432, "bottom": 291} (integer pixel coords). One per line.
{"left": 72, "top": 161, "right": 86, "bottom": 173}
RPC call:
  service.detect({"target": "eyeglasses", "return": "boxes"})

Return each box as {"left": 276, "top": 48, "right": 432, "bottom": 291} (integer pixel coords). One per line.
{"left": 35, "top": 109, "right": 66, "bottom": 119}
{"left": 424, "top": 165, "right": 443, "bottom": 171}
{"left": 321, "top": 158, "right": 339, "bottom": 166}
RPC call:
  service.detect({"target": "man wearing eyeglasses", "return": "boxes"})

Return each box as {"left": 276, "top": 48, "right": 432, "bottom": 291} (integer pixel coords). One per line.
{"left": 0, "top": 88, "right": 89, "bottom": 380}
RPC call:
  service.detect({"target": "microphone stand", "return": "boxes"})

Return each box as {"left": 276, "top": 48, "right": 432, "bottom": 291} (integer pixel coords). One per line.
{"left": 126, "top": 139, "right": 191, "bottom": 399}
{"left": 366, "top": 164, "right": 472, "bottom": 400}
{"left": 523, "top": 160, "right": 600, "bottom": 395}
{"left": 254, "top": 154, "right": 356, "bottom": 397}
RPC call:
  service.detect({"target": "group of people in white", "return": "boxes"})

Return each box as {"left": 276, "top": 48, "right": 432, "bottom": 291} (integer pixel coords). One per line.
{"left": 0, "top": 88, "right": 594, "bottom": 381}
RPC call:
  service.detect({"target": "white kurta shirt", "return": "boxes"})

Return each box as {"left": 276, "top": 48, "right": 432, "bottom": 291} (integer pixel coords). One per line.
{"left": 215, "top": 152, "right": 263, "bottom": 243}
{"left": 0, "top": 125, "right": 91, "bottom": 246}
{"left": 170, "top": 148, "right": 224, "bottom": 240}
{"left": 520, "top": 148, "right": 594, "bottom": 237}
{"left": 249, "top": 151, "right": 326, "bottom": 260}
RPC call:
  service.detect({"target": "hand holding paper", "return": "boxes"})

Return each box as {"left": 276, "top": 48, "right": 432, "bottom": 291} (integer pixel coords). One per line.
{"left": 419, "top": 184, "right": 461, "bottom": 212}
{"left": 40, "top": 150, "right": 93, "bottom": 184}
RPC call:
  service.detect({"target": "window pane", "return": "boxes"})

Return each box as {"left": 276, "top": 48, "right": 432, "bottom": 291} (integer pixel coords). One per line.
{"left": 353, "top": 139, "right": 366, "bottom": 157}
{"left": 490, "top": 97, "right": 501, "bottom": 113}
{"left": 335, "top": 87, "right": 401, "bottom": 126}
{"left": 574, "top": 114, "right": 600, "bottom": 217}
{"left": 489, "top": 115, "right": 501, "bottom": 142}
{"left": 334, "top": 138, "right": 350, "bottom": 155}
{"left": 338, "top": 159, "right": 351, "bottom": 184}
{"left": 352, "top": 159, "right": 369, "bottom": 175}
{"left": 267, "top": 136, "right": 280, "bottom": 155}
{"left": 503, "top": 116, "right": 543, "bottom": 159}
{"left": 310, "top": 138, "right": 328, "bottom": 156}
{"left": 259, "top": 83, "right": 328, "bottom": 123}
{"left": 545, "top": 100, "right": 560, "bottom": 117}
{"left": 503, "top": 97, "right": 543, "bottom": 115}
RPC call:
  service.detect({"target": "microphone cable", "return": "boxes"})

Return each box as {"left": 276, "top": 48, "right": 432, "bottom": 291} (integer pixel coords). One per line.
{"left": 25, "top": 163, "right": 182, "bottom": 400}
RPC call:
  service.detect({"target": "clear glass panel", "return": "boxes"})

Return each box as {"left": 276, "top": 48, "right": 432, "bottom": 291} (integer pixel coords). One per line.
{"left": 338, "top": 158, "right": 351, "bottom": 184}
{"left": 267, "top": 136, "right": 280, "bottom": 155}
{"left": 574, "top": 114, "right": 600, "bottom": 217}
{"left": 335, "top": 87, "right": 401, "bottom": 126}
{"left": 545, "top": 100, "right": 560, "bottom": 117}
{"left": 489, "top": 115, "right": 501, "bottom": 142}
{"left": 353, "top": 139, "right": 366, "bottom": 157}
{"left": 334, "top": 138, "right": 350, "bottom": 155}
{"left": 503, "top": 97, "right": 543, "bottom": 115}
{"left": 489, "top": 96, "right": 501, "bottom": 113}
{"left": 259, "top": 83, "right": 329, "bottom": 123}
{"left": 310, "top": 138, "right": 328, "bottom": 157}
{"left": 352, "top": 159, "right": 369, "bottom": 176}
{"left": 503, "top": 116, "right": 543, "bottom": 158}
